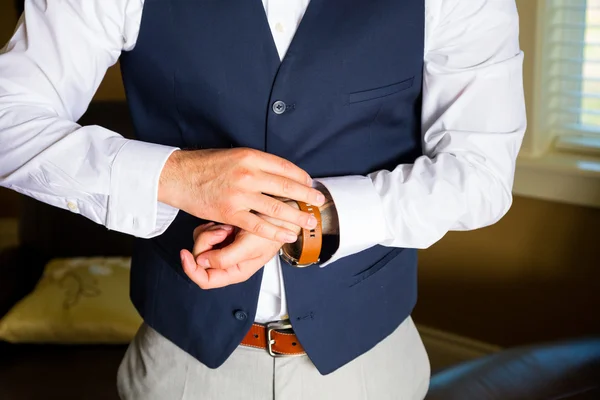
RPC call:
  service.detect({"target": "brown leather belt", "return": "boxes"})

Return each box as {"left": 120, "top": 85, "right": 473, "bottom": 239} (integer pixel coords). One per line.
{"left": 241, "top": 320, "right": 306, "bottom": 356}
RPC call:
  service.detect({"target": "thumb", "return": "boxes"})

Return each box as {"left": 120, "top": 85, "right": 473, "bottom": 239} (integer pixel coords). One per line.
{"left": 181, "top": 248, "right": 210, "bottom": 288}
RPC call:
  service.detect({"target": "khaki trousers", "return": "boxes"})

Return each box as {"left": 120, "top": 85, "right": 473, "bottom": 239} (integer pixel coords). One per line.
{"left": 117, "top": 316, "right": 430, "bottom": 400}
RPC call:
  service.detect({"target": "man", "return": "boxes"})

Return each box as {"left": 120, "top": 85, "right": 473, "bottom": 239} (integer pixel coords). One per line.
{"left": 0, "top": 0, "right": 526, "bottom": 398}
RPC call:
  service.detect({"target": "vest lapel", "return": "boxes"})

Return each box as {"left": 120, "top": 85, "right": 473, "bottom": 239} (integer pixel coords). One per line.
{"left": 248, "top": 0, "right": 282, "bottom": 66}
{"left": 278, "top": 0, "right": 326, "bottom": 62}
{"left": 250, "top": 0, "right": 327, "bottom": 66}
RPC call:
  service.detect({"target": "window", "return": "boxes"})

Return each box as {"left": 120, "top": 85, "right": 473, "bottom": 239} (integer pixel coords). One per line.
{"left": 513, "top": 0, "right": 600, "bottom": 208}
{"left": 541, "top": 0, "right": 600, "bottom": 154}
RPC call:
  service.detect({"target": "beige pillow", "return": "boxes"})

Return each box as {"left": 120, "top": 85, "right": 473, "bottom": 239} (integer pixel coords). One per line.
{"left": 0, "top": 257, "right": 142, "bottom": 344}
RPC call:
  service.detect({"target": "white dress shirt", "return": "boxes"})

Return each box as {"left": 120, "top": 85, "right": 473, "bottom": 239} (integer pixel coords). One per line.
{"left": 0, "top": 0, "right": 526, "bottom": 323}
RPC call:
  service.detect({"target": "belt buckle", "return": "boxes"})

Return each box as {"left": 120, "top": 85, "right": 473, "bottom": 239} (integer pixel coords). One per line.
{"left": 266, "top": 319, "right": 293, "bottom": 357}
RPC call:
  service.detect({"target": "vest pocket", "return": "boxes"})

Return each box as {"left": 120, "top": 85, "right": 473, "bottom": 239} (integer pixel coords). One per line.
{"left": 347, "top": 77, "right": 414, "bottom": 104}
{"left": 348, "top": 247, "right": 405, "bottom": 287}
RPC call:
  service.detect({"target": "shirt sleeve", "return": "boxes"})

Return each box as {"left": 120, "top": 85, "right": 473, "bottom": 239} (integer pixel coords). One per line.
{"left": 0, "top": 0, "right": 180, "bottom": 238}
{"left": 316, "top": 0, "right": 527, "bottom": 267}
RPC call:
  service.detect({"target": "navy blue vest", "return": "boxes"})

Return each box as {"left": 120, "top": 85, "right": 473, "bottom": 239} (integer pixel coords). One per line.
{"left": 119, "top": 0, "right": 424, "bottom": 375}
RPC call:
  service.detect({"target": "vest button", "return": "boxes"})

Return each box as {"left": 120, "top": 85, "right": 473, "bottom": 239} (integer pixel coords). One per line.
{"left": 233, "top": 310, "right": 248, "bottom": 321}
{"left": 272, "top": 100, "right": 286, "bottom": 115}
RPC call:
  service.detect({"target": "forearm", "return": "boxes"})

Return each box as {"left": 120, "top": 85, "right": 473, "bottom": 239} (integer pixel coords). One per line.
{"left": 0, "top": 107, "right": 179, "bottom": 237}
{"left": 367, "top": 144, "right": 520, "bottom": 249}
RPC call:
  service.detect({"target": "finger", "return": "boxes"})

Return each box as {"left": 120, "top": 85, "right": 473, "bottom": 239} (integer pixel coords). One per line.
{"left": 233, "top": 211, "right": 299, "bottom": 244}
{"left": 247, "top": 192, "right": 317, "bottom": 231}
{"left": 183, "top": 251, "right": 244, "bottom": 290}
{"left": 254, "top": 152, "right": 314, "bottom": 187}
{"left": 255, "top": 171, "right": 325, "bottom": 207}
{"left": 192, "top": 225, "right": 234, "bottom": 257}
{"left": 193, "top": 222, "right": 216, "bottom": 242}
{"left": 196, "top": 235, "right": 258, "bottom": 270}
{"left": 198, "top": 223, "right": 234, "bottom": 237}
{"left": 182, "top": 250, "right": 229, "bottom": 289}
{"left": 203, "top": 265, "right": 247, "bottom": 289}
{"left": 181, "top": 249, "right": 208, "bottom": 286}
{"left": 196, "top": 257, "right": 264, "bottom": 289}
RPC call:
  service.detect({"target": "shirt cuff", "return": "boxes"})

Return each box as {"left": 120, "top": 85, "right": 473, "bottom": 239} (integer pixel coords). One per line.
{"left": 314, "top": 175, "right": 390, "bottom": 268}
{"left": 107, "top": 140, "right": 180, "bottom": 238}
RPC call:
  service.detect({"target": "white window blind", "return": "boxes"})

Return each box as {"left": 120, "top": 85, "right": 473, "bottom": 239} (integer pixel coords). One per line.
{"left": 543, "top": 0, "right": 600, "bottom": 148}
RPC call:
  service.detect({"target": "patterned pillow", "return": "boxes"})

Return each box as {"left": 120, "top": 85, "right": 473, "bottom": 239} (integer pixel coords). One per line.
{"left": 0, "top": 257, "right": 142, "bottom": 344}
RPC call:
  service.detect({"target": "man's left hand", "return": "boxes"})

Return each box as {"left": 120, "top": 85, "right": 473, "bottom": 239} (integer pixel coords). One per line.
{"left": 181, "top": 188, "right": 337, "bottom": 289}
{"left": 180, "top": 215, "right": 300, "bottom": 289}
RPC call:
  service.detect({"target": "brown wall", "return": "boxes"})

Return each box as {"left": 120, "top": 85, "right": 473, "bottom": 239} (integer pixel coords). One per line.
{"left": 1, "top": 0, "right": 599, "bottom": 345}
{"left": 0, "top": 1, "right": 17, "bottom": 45}
{"left": 415, "top": 196, "right": 600, "bottom": 347}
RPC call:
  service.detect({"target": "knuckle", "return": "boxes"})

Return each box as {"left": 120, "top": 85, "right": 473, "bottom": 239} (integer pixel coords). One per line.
{"left": 281, "top": 178, "right": 292, "bottom": 194}
{"left": 233, "top": 168, "right": 254, "bottom": 184}
{"left": 251, "top": 220, "right": 266, "bottom": 236}
{"left": 279, "top": 159, "right": 293, "bottom": 174}
{"left": 236, "top": 147, "right": 255, "bottom": 162}
{"left": 269, "top": 200, "right": 283, "bottom": 217}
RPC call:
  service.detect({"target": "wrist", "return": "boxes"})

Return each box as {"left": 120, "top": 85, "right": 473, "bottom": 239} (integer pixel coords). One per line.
{"left": 158, "top": 149, "right": 185, "bottom": 207}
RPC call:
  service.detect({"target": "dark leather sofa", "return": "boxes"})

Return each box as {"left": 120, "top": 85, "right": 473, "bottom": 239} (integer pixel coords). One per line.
{"left": 1, "top": 102, "right": 599, "bottom": 399}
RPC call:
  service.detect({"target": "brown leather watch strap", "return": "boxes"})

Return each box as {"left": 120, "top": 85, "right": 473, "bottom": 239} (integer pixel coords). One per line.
{"left": 296, "top": 201, "right": 322, "bottom": 265}
{"left": 241, "top": 323, "right": 306, "bottom": 356}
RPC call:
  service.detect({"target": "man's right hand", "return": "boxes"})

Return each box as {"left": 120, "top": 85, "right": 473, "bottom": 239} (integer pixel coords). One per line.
{"left": 158, "top": 148, "right": 325, "bottom": 243}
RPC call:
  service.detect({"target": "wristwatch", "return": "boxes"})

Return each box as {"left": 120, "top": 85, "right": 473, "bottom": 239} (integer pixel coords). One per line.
{"left": 280, "top": 201, "right": 323, "bottom": 267}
